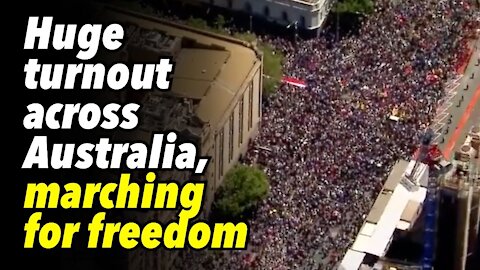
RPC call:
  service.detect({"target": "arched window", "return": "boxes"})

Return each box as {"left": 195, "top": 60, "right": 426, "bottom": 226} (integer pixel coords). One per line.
{"left": 244, "top": 2, "right": 252, "bottom": 13}
{"left": 282, "top": 11, "right": 289, "bottom": 22}
{"left": 263, "top": 6, "right": 270, "bottom": 17}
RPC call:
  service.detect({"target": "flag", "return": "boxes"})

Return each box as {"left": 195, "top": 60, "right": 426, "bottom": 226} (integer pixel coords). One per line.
{"left": 282, "top": 76, "right": 306, "bottom": 88}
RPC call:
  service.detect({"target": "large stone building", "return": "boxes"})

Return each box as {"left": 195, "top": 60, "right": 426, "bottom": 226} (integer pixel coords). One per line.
{"left": 98, "top": 5, "right": 263, "bottom": 270}
{"left": 196, "top": 0, "right": 334, "bottom": 31}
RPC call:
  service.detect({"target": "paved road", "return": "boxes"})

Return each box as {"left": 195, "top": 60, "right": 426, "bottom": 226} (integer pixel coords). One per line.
{"left": 434, "top": 40, "right": 480, "bottom": 160}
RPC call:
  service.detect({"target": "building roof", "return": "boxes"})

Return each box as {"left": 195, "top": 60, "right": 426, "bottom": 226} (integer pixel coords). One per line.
{"left": 404, "top": 160, "right": 429, "bottom": 187}
{"left": 339, "top": 249, "right": 366, "bottom": 270}
{"left": 343, "top": 159, "right": 429, "bottom": 266}
{"left": 396, "top": 220, "right": 410, "bottom": 231}
{"left": 384, "top": 160, "right": 409, "bottom": 191}
{"left": 366, "top": 159, "right": 424, "bottom": 224}
{"left": 98, "top": 6, "right": 262, "bottom": 128}
{"left": 290, "top": 0, "right": 325, "bottom": 5}
{"left": 361, "top": 184, "right": 425, "bottom": 256}
{"left": 401, "top": 200, "right": 420, "bottom": 222}
{"left": 366, "top": 192, "right": 392, "bottom": 224}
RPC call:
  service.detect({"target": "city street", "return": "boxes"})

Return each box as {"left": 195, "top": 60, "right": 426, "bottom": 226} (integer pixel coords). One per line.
{"left": 435, "top": 40, "right": 480, "bottom": 159}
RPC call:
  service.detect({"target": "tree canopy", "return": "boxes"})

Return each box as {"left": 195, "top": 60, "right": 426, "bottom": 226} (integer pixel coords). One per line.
{"left": 186, "top": 16, "right": 209, "bottom": 30}
{"left": 233, "top": 33, "right": 284, "bottom": 95}
{"left": 185, "top": 17, "right": 285, "bottom": 96}
{"left": 214, "top": 165, "right": 269, "bottom": 219}
{"left": 260, "top": 43, "right": 284, "bottom": 95}
{"left": 106, "top": 1, "right": 284, "bottom": 95}
{"left": 334, "top": 0, "right": 374, "bottom": 14}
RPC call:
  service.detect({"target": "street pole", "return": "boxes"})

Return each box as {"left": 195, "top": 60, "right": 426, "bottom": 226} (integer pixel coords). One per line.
{"left": 294, "top": 21, "right": 298, "bottom": 45}
{"left": 335, "top": 11, "right": 339, "bottom": 42}
{"left": 287, "top": 21, "right": 298, "bottom": 45}
{"left": 249, "top": 15, "right": 252, "bottom": 32}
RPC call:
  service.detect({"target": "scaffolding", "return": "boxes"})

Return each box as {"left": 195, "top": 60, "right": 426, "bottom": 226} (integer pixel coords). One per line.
{"left": 421, "top": 174, "right": 439, "bottom": 270}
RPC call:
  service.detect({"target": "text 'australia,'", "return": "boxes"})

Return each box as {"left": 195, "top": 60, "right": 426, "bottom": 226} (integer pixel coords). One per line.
{"left": 22, "top": 132, "right": 209, "bottom": 172}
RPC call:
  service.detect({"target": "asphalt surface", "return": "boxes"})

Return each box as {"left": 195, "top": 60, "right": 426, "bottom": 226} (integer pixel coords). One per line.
{"left": 434, "top": 39, "right": 480, "bottom": 160}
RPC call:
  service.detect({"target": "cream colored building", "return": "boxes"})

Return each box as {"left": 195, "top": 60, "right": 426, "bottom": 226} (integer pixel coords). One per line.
{"left": 98, "top": 5, "right": 263, "bottom": 270}
{"left": 196, "top": 0, "right": 334, "bottom": 30}
{"left": 340, "top": 160, "right": 429, "bottom": 270}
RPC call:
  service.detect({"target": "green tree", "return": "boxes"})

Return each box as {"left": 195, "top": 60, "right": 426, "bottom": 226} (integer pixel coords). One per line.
{"left": 334, "top": 0, "right": 374, "bottom": 14}
{"left": 186, "top": 16, "right": 209, "bottom": 30}
{"left": 260, "top": 43, "right": 284, "bottom": 95}
{"left": 214, "top": 14, "right": 226, "bottom": 30}
{"left": 233, "top": 33, "right": 284, "bottom": 95}
{"left": 214, "top": 165, "right": 269, "bottom": 219}
{"left": 143, "top": 13, "right": 284, "bottom": 95}
{"left": 233, "top": 32, "right": 256, "bottom": 42}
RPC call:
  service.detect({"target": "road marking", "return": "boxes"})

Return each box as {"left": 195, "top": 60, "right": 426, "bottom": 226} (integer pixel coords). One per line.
{"left": 443, "top": 85, "right": 480, "bottom": 159}
{"left": 431, "top": 77, "right": 463, "bottom": 141}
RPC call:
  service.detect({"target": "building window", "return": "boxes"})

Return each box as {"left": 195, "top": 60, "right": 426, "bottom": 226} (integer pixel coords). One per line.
{"left": 214, "top": 134, "right": 218, "bottom": 179}
{"left": 282, "top": 11, "right": 289, "bottom": 22}
{"left": 258, "top": 72, "right": 262, "bottom": 117}
{"left": 263, "top": 6, "right": 270, "bottom": 17}
{"left": 209, "top": 156, "right": 215, "bottom": 189}
{"left": 239, "top": 98, "right": 244, "bottom": 146}
{"left": 210, "top": 0, "right": 214, "bottom": 5}
{"left": 228, "top": 0, "right": 233, "bottom": 9}
{"left": 248, "top": 81, "right": 253, "bottom": 129}
{"left": 300, "top": 16, "right": 306, "bottom": 28}
{"left": 244, "top": 2, "right": 252, "bottom": 13}
{"left": 219, "top": 129, "right": 224, "bottom": 176}
{"left": 229, "top": 113, "right": 234, "bottom": 161}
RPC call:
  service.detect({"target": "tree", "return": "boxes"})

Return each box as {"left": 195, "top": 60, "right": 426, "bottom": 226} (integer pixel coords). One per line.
{"left": 260, "top": 43, "right": 284, "bottom": 95}
{"left": 334, "top": 0, "right": 374, "bottom": 14}
{"left": 214, "top": 14, "right": 226, "bottom": 30}
{"left": 233, "top": 33, "right": 284, "bottom": 95}
{"left": 185, "top": 16, "right": 209, "bottom": 30}
{"left": 164, "top": 15, "right": 285, "bottom": 95}
{"left": 214, "top": 165, "right": 269, "bottom": 219}
{"left": 233, "top": 32, "right": 256, "bottom": 43}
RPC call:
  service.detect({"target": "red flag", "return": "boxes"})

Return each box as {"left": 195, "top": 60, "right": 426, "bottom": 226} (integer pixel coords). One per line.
{"left": 282, "top": 76, "right": 306, "bottom": 88}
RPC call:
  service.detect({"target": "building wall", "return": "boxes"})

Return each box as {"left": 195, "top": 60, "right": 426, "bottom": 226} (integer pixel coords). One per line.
{"left": 124, "top": 63, "right": 262, "bottom": 270}
{"left": 109, "top": 8, "right": 263, "bottom": 269}
{"left": 203, "top": 59, "right": 262, "bottom": 213}
{"left": 198, "top": 0, "right": 333, "bottom": 30}
{"left": 125, "top": 84, "right": 261, "bottom": 270}
{"left": 132, "top": 44, "right": 262, "bottom": 270}
{"left": 200, "top": 122, "right": 216, "bottom": 214}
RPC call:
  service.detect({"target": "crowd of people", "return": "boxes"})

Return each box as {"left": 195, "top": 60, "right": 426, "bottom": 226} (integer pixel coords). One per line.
{"left": 174, "top": 0, "right": 478, "bottom": 269}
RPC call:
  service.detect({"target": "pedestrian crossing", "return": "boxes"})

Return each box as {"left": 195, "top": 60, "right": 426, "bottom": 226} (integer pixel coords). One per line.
{"left": 432, "top": 75, "right": 462, "bottom": 142}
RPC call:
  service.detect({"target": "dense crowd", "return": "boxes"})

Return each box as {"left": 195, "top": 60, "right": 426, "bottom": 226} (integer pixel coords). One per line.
{"left": 175, "top": 0, "right": 478, "bottom": 269}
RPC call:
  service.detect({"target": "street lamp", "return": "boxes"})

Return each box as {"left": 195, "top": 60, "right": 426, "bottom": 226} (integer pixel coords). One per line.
{"left": 249, "top": 15, "right": 253, "bottom": 32}
{"left": 335, "top": 11, "right": 339, "bottom": 42}
{"left": 286, "top": 20, "right": 298, "bottom": 44}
